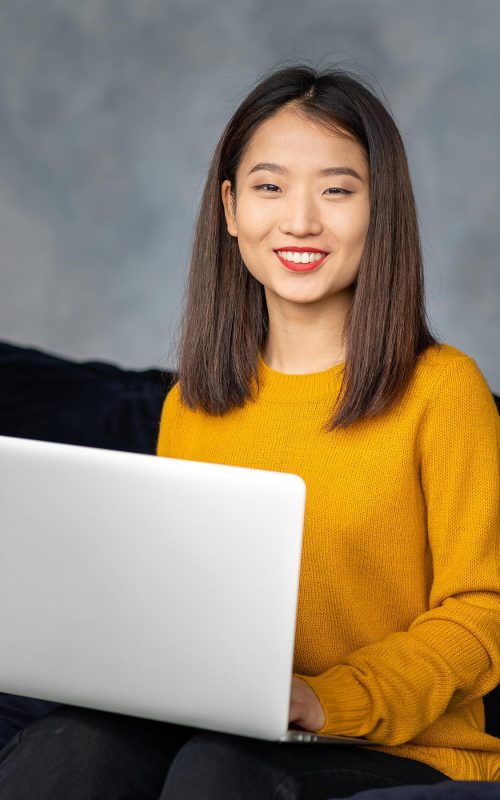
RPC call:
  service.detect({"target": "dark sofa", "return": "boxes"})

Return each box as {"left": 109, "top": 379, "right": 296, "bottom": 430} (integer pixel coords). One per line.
{"left": 0, "top": 339, "right": 499, "bottom": 798}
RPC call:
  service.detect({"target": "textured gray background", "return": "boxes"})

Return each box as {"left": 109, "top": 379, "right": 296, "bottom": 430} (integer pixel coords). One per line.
{"left": 0, "top": 0, "right": 499, "bottom": 390}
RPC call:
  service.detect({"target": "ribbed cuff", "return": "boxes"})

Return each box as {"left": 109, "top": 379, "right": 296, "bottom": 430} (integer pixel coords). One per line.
{"left": 295, "top": 666, "right": 372, "bottom": 737}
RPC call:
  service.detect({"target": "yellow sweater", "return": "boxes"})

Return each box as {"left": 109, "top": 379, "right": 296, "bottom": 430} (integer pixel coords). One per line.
{"left": 156, "top": 343, "right": 500, "bottom": 782}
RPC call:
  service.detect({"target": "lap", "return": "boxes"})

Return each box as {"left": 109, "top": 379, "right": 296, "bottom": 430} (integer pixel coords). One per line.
{"left": 162, "top": 730, "right": 449, "bottom": 799}
{"left": 0, "top": 706, "right": 449, "bottom": 800}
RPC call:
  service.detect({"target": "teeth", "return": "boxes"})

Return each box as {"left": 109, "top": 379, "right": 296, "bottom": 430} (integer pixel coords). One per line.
{"left": 277, "top": 251, "right": 326, "bottom": 264}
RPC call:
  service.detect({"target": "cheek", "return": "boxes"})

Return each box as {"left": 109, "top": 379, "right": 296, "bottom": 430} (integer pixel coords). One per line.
{"left": 242, "top": 220, "right": 268, "bottom": 241}
{"left": 236, "top": 197, "right": 271, "bottom": 236}
{"left": 335, "top": 202, "right": 370, "bottom": 247}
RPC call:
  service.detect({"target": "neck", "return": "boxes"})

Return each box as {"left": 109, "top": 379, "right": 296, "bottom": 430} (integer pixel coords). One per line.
{"left": 261, "top": 287, "right": 352, "bottom": 374}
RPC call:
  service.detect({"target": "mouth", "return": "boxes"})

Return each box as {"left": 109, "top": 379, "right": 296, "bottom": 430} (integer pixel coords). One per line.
{"left": 273, "top": 250, "right": 329, "bottom": 272}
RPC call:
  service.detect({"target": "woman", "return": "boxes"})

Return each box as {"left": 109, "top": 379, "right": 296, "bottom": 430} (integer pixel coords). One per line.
{"left": 1, "top": 62, "right": 499, "bottom": 799}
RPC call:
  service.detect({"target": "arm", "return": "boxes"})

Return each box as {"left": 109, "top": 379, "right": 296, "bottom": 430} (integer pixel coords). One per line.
{"left": 156, "top": 382, "right": 180, "bottom": 457}
{"left": 296, "top": 356, "right": 500, "bottom": 745}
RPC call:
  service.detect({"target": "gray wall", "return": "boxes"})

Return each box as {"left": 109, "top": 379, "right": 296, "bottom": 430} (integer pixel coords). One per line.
{"left": 0, "top": 0, "right": 499, "bottom": 391}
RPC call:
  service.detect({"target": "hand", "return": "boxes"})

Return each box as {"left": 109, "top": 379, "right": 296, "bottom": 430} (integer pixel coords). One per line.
{"left": 288, "top": 675, "right": 326, "bottom": 731}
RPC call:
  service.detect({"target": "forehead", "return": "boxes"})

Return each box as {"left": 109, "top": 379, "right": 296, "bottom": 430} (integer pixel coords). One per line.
{"left": 239, "top": 107, "right": 367, "bottom": 174}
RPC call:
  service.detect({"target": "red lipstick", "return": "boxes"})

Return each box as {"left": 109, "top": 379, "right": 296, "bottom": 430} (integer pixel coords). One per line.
{"left": 274, "top": 249, "right": 329, "bottom": 272}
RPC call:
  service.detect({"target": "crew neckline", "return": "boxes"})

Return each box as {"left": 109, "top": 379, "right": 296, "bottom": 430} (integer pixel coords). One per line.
{"left": 254, "top": 352, "right": 345, "bottom": 402}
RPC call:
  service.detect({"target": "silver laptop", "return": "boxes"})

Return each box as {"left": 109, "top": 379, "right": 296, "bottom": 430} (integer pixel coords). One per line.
{"left": 0, "top": 434, "right": 371, "bottom": 746}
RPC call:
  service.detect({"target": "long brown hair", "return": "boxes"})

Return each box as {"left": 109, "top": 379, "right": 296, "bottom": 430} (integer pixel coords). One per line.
{"left": 169, "top": 62, "right": 441, "bottom": 430}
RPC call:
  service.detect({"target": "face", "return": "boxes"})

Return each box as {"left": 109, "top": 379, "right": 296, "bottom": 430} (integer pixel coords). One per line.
{"left": 221, "top": 106, "right": 370, "bottom": 317}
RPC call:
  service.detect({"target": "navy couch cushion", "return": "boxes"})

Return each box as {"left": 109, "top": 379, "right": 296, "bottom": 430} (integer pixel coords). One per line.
{"left": 0, "top": 340, "right": 175, "bottom": 454}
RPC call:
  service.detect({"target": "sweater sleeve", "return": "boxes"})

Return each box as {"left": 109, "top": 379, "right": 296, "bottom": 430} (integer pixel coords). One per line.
{"left": 156, "top": 382, "right": 180, "bottom": 457}
{"left": 296, "top": 355, "right": 500, "bottom": 745}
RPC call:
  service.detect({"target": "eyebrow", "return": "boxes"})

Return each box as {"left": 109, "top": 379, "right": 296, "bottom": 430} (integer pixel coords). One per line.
{"left": 246, "top": 161, "right": 363, "bottom": 182}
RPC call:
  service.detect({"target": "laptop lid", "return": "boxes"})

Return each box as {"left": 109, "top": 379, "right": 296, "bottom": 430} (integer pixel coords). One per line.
{"left": 0, "top": 434, "right": 306, "bottom": 741}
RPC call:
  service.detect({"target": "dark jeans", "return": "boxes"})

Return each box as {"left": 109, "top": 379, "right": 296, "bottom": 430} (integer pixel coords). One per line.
{"left": 0, "top": 706, "right": 450, "bottom": 799}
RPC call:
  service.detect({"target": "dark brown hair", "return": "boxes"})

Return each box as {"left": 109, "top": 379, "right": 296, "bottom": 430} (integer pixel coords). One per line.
{"left": 168, "top": 62, "right": 441, "bottom": 430}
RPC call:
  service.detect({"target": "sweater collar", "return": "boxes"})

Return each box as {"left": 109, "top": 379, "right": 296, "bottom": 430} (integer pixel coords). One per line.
{"left": 253, "top": 352, "right": 345, "bottom": 402}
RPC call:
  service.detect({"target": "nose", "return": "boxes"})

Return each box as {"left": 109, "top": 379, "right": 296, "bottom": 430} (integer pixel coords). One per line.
{"left": 278, "top": 191, "right": 322, "bottom": 237}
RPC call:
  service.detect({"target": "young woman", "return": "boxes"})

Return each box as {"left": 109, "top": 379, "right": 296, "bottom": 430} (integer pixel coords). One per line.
{"left": 153, "top": 61, "right": 500, "bottom": 793}
{"left": 1, "top": 62, "right": 499, "bottom": 800}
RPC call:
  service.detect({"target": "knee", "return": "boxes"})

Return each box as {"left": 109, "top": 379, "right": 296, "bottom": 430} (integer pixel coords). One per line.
{"left": 27, "top": 706, "right": 105, "bottom": 741}
{"left": 162, "top": 732, "right": 283, "bottom": 800}
{"left": 21, "top": 706, "right": 153, "bottom": 767}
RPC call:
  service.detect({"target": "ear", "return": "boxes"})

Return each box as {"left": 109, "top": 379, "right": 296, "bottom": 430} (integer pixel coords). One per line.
{"left": 221, "top": 180, "right": 238, "bottom": 237}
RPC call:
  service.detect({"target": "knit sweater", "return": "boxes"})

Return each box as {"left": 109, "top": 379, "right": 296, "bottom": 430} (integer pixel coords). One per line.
{"left": 156, "top": 343, "right": 500, "bottom": 782}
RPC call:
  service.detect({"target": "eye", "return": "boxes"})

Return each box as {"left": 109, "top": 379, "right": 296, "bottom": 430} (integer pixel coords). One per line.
{"left": 325, "top": 188, "right": 352, "bottom": 195}
{"left": 255, "top": 184, "right": 280, "bottom": 192}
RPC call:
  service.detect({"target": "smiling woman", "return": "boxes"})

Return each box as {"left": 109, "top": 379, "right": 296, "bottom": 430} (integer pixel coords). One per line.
{"left": 154, "top": 62, "right": 500, "bottom": 791}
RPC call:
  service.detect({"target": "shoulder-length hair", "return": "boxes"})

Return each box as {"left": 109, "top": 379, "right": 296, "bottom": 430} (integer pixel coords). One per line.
{"left": 169, "top": 62, "right": 441, "bottom": 431}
